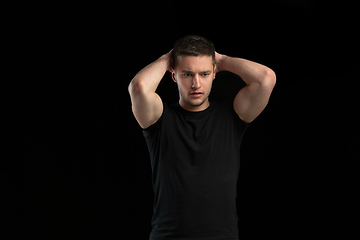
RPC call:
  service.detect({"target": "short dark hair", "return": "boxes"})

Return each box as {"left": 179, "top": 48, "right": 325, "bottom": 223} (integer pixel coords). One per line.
{"left": 172, "top": 35, "right": 215, "bottom": 68}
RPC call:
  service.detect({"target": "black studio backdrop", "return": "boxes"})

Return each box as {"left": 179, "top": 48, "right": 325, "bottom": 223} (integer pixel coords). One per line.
{"left": 20, "top": 1, "right": 359, "bottom": 239}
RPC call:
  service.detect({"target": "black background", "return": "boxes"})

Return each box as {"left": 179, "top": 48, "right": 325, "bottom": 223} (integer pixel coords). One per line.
{"left": 19, "top": 1, "right": 359, "bottom": 239}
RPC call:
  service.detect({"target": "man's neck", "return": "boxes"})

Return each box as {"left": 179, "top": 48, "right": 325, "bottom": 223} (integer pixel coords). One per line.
{"left": 179, "top": 99, "right": 210, "bottom": 112}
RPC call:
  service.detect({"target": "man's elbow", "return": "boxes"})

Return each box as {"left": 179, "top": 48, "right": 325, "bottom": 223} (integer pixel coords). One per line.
{"left": 262, "top": 68, "right": 276, "bottom": 89}
{"left": 128, "top": 77, "right": 146, "bottom": 97}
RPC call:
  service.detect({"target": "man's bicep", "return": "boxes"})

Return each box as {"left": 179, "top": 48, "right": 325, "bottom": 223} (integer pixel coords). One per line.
{"left": 233, "top": 83, "right": 273, "bottom": 123}
{"left": 130, "top": 91, "right": 163, "bottom": 129}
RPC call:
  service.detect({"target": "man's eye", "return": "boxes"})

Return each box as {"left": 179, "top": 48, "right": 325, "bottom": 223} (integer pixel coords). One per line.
{"left": 202, "top": 73, "right": 209, "bottom": 77}
{"left": 183, "top": 73, "right": 192, "bottom": 77}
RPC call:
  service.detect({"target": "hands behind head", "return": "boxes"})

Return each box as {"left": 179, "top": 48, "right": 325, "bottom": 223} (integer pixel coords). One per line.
{"left": 214, "top": 51, "right": 225, "bottom": 73}
{"left": 163, "top": 49, "right": 174, "bottom": 73}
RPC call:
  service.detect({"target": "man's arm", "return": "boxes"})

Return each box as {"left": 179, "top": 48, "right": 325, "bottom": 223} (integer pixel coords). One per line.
{"left": 128, "top": 51, "right": 173, "bottom": 129}
{"left": 215, "top": 53, "right": 276, "bottom": 123}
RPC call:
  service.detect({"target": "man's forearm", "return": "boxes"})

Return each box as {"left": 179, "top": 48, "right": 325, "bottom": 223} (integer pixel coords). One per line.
{"left": 129, "top": 52, "right": 172, "bottom": 94}
{"left": 216, "top": 54, "right": 275, "bottom": 86}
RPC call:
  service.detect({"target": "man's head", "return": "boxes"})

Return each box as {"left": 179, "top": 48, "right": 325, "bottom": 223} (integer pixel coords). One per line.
{"left": 172, "top": 35, "right": 215, "bottom": 68}
{"left": 171, "top": 35, "right": 216, "bottom": 111}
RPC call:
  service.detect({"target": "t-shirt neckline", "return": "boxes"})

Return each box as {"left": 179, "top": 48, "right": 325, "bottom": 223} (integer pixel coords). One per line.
{"left": 176, "top": 101, "right": 215, "bottom": 116}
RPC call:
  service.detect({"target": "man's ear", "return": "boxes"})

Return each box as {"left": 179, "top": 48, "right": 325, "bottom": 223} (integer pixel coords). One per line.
{"left": 213, "top": 65, "right": 217, "bottom": 80}
{"left": 172, "top": 71, "right": 177, "bottom": 83}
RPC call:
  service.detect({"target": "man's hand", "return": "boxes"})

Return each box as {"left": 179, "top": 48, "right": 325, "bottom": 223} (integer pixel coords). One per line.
{"left": 214, "top": 51, "right": 227, "bottom": 73}
{"left": 161, "top": 49, "right": 174, "bottom": 73}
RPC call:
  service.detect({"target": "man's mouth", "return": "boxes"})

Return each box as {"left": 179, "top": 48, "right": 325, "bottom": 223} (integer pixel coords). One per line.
{"left": 190, "top": 92, "right": 203, "bottom": 98}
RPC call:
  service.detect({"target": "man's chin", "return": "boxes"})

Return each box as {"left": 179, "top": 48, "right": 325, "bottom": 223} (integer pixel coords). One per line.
{"left": 187, "top": 97, "right": 207, "bottom": 107}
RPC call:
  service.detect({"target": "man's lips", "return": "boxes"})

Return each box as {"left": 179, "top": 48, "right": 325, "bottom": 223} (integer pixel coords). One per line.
{"left": 190, "top": 92, "right": 203, "bottom": 98}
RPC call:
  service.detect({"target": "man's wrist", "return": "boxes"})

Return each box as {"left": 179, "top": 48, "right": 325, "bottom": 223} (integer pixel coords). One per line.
{"left": 215, "top": 53, "right": 229, "bottom": 72}
{"left": 159, "top": 52, "right": 173, "bottom": 72}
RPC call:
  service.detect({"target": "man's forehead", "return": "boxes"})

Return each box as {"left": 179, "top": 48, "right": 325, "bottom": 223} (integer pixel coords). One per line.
{"left": 177, "top": 55, "right": 213, "bottom": 62}
{"left": 176, "top": 55, "right": 214, "bottom": 71}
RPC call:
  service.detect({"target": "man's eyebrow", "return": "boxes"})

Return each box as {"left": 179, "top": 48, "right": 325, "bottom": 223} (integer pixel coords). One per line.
{"left": 181, "top": 70, "right": 212, "bottom": 73}
{"left": 181, "top": 70, "right": 193, "bottom": 73}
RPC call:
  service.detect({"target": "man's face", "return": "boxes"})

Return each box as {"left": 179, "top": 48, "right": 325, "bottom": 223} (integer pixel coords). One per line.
{"left": 172, "top": 55, "right": 215, "bottom": 111}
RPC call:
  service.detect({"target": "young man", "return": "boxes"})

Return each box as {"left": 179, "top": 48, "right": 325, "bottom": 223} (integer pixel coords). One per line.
{"left": 129, "top": 35, "right": 276, "bottom": 239}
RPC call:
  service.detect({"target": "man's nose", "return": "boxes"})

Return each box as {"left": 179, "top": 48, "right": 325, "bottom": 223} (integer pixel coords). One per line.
{"left": 192, "top": 75, "right": 201, "bottom": 89}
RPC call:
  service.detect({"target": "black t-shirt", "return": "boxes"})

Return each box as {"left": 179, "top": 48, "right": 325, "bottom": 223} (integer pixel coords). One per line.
{"left": 143, "top": 99, "right": 249, "bottom": 240}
